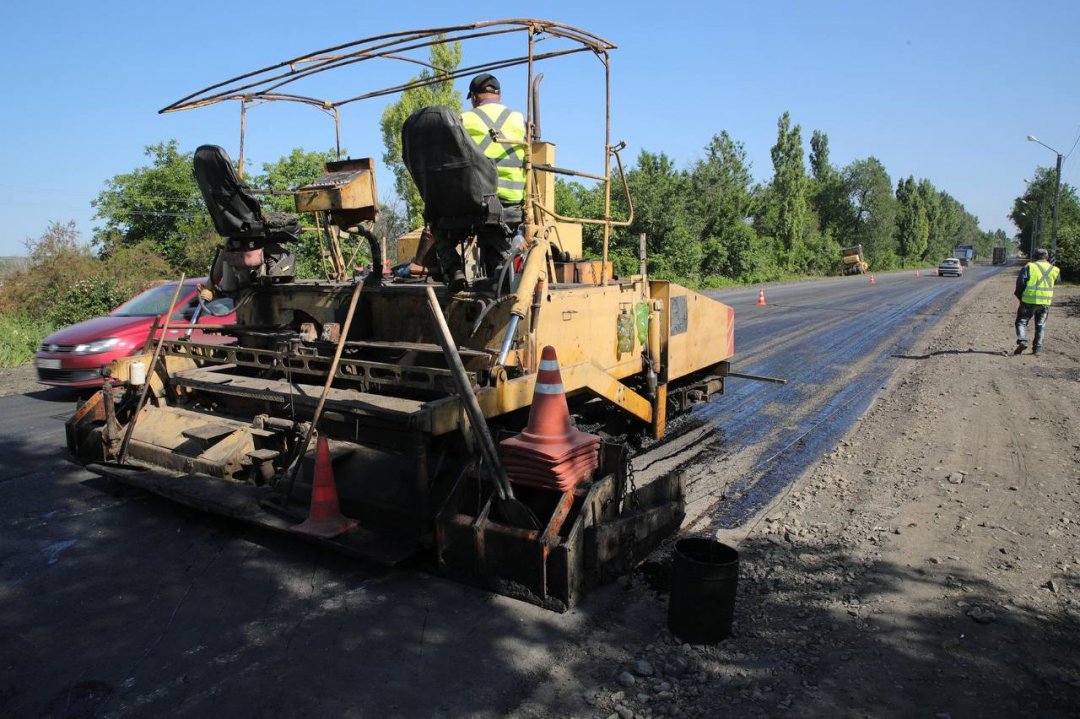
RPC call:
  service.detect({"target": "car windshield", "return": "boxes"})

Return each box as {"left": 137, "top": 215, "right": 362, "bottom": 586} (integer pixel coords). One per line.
{"left": 111, "top": 283, "right": 190, "bottom": 317}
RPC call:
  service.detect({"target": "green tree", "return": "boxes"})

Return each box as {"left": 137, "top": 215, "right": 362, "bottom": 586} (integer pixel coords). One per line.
{"left": 616, "top": 151, "right": 702, "bottom": 281}
{"left": 895, "top": 176, "right": 929, "bottom": 264}
{"left": 251, "top": 148, "right": 339, "bottom": 278}
{"left": 769, "top": 112, "right": 810, "bottom": 270}
{"left": 917, "top": 179, "right": 944, "bottom": 261}
{"left": 91, "top": 141, "right": 215, "bottom": 274}
{"left": 554, "top": 178, "right": 606, "bottom": 258}
{"left": 807, "top": 130, "right": 852, "bottom": 265}
{"left": 379, "top": 40, "right": 463, "bottom": 229}
{"left": 254, "top": 147, "right": 338, "bottom": 212}
{"left": 1, "top": 221, "right": 96, "bottom": 318}
{"left": 1010, "top": 167, "right": 1080, "bottom": 276}
{"left": 843, "top": 157, "right": 897, "bottom": 270}
{"left": 809, "top": 129, "right": 832, "bottom": 183}
{"left": 1010, "top": 166, "right": 1061, "bottom": 256}
{"left": 689, "top": 132, "right": 756, "bottom": 279}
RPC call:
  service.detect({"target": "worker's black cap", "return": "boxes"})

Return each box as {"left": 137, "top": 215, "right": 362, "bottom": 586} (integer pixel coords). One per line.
{"left": 468, "top": 73, "right": 500, "bottom": 95}
{"left": 1034, "top": 248, "right": 1049, "bottom": 259}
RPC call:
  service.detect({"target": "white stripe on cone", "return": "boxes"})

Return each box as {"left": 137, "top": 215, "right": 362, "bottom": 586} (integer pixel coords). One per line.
{"left": 534, "top": 382, "right": 564, "bottom": 395}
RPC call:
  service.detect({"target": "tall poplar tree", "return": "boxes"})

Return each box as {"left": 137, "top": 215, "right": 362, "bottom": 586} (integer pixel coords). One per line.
{"left": 379, "top": 40, "right": 463, "bottom": 229}
{"left": 690, "top": 132, "right": 754, "bottom": 278}
{"left": 916, "top": 179, "right": 943, "bottom": 260}
{"left": 895, "top": 176, "right": 929, "bottom": 264}
{"left": 808, "top": 129, "right": 850, "bottom": 241}
{"left": 769, "top": 112, "right": 809, "bottom": 270}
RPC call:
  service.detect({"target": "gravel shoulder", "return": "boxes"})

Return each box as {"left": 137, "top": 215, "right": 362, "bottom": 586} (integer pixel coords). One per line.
{"left": 522, "top": 271, "right": 1080, "bottom": 719}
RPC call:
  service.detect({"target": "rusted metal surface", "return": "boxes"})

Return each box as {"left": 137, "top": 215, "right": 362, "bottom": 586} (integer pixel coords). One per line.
{"left": 160, "top": 21, "right": 615, "bottom": 115}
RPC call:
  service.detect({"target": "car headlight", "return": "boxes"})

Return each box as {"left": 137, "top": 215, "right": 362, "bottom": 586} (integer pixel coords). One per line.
{"left": 73, "top": 337, "right": 120, "bottom": 355}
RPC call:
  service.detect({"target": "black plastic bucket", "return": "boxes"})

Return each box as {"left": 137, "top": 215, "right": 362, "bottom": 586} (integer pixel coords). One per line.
{"left": 667, "top": 537, "right": 740, "bottom": 643}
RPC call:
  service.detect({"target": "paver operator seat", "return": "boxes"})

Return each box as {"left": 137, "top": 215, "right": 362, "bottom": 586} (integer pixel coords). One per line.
{"left": 401, "top": 106, "right": 521, "bottom": 284}
{"left": 193, "top": 144, "right": 300, "bottom": 288}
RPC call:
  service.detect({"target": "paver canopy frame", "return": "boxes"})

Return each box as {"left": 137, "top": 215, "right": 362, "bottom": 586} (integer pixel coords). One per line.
{"left": 160, "top": 18, "right": 629, "bottom": 266}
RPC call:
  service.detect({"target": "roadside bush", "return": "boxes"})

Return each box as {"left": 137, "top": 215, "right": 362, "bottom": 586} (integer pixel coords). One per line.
{"left": 0, "top": 221, "right": 99, "bottom": 319}
{"left": 47, "top": 277, "right": 131, "bottom": 326}
{"left": 0, "top": 313, "right": 54, "bottom": 368}
{"left": 0, "top": 223, "right": 172, "bottom": 327}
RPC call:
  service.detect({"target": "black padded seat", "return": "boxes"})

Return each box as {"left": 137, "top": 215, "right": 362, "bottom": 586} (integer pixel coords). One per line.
{"left": 401, "top": 106, "right": 506, "bottom": 233}
{"left": 193, "top": 145, "right": 301, "bottom": 243}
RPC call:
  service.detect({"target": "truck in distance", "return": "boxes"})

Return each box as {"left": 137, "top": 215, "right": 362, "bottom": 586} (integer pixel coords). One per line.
{"left": 953, "top": 245, "right": 975, "bottom": 266}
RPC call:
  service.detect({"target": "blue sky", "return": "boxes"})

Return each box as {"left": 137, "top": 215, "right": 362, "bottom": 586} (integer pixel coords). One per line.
{"left": 1, "top": 0, "right": 1077, "bottom": 256}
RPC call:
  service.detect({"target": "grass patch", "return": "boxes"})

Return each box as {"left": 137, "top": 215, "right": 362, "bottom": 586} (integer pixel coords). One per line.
{"left": 0, "top": 313, "right": 54, "bottom": 368}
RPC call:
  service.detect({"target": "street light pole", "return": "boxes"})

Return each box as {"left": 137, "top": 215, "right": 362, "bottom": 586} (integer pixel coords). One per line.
{"left": 1050, "top": 152, "right": 1062, "bottom": 261}
{"left": 1027, "top": 134, "right": 1063, "bottom": 261}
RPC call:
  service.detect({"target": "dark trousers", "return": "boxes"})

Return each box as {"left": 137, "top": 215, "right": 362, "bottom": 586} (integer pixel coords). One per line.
{"left": 1015, "top": 302, "right": 1049, "bottom": 348}
{"left": 433, "top": 205, "right": 522, "bottom": 284}
{"left": 433, "top": 226, "right": 512, "bottom": 282}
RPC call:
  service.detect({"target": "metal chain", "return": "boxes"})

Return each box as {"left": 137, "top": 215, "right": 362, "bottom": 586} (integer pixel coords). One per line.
{"left": 624, "top": 451, "right": 642, "bottom": 512}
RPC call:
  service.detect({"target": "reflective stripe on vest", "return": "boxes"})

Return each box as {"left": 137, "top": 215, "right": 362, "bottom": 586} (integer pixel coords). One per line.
{"left": 1021, "top": 261, "right": 1059, "bottom": 305}
{"left": 461, "top": 103, "right": 526, "bottom": 203}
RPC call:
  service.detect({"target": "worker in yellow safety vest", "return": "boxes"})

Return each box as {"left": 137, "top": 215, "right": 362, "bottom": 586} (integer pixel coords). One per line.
{"left": 435, "top": 73, "right": 527, "bottom": 291}
{"left": 461, "top": 73, "right": 527, "bottom": 205}
{"left": 1013, "top": 248, "right": 1061, "bottom": 356}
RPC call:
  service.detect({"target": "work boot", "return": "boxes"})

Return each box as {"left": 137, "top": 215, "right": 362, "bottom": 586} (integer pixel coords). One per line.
{"left": 1032, "top": 346, "right": 1041, "bottom": 356}
{"left": 1013, "top": 341, "right": 1027, "bottom": 356}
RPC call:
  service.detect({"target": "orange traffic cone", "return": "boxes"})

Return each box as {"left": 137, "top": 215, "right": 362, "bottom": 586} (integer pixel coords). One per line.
{"left": 757, "top": 289, "right": 767, "bottom": 306}
{"left": 499, "top": 346, "right": 600, "bottom": 491}
{"left": 289, "top": 436, "right": 359, "bottom": 539}
{"left": 869, "top": 274, "right": 876, "bottom": 285}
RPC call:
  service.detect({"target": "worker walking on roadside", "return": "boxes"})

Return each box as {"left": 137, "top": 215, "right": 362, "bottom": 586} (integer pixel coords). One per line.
{"left": 1014, "top": 248, "right": 1060, "bottom": 355}
{"left": 434, "top": 73, "right": 527, "bottom": 290}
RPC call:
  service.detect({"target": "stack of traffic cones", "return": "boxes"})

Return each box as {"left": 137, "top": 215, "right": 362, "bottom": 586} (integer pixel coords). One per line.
{"left": 757, "top": 289, "right": 767, "bottom": 306}
{"left": 499, "top": 346, "right": 601, "bottom": 493}
{"left": 289, "top": 436, "right": 359, "bottom": 538}
{"left": 869, "top": 274, "right": 876, "bottom": 285}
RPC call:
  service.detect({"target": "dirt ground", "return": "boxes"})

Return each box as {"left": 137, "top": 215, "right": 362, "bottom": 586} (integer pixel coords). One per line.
{"left": 0, "top": 363, "right": 41, "bottom": 398}
{"left": 518, "top": 270, "right": 1080, "bottom": 719}
{"left": 4, "top": 271, "right": 1079, "bottom": 718}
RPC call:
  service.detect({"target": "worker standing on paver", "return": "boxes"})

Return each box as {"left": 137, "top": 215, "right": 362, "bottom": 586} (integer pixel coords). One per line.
{"left": 1014, "top": 248, "right": 1061, "bottom": 355}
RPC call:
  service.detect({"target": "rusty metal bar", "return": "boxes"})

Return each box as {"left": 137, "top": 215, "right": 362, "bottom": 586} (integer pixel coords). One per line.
{"left": 531, "top": 163, "right": 606, "bottom": 182}
{"left": 161, "top": 20, "right": 615, "bottom": 114}
{"left": 118, "top": 274, "right": 186, "bottom": 464}
{"left": 725, "top": 371, "right": 788, "bottom": 385}
{"left": 238, "top": 99, "right": 247, "bottom": 178}
{"left": 284, "top": 278, "right": 365, "bottom": 500}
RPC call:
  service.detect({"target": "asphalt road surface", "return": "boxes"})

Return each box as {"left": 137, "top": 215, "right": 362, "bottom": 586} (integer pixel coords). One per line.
{"left": 0, "top": 265, "right": 1001, "bottom": 718}
{"left": 657, "top": 265, "right": 1002, "bottom": 537}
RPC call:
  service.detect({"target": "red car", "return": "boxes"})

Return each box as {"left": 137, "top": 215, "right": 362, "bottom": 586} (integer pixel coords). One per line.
{"left": 35, "top": 278, "right": 235, "bottom": 388}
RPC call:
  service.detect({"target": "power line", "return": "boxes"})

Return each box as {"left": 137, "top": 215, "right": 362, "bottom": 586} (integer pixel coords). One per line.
{"left": 1065, "top": 124, "right": 1080, "bottom": 161}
